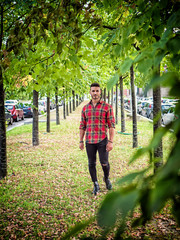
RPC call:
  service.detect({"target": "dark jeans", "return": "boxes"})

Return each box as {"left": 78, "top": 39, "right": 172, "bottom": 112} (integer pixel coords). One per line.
{"left": 85, "top": 138, "right": 110, "bottom": 183}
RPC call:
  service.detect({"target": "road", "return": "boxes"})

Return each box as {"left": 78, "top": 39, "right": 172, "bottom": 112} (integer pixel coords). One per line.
{"left": 6, "top": 108, "right": 57, "bottom": 132}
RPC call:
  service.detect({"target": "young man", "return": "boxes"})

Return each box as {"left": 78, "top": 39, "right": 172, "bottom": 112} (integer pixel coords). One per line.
{"left": 79, "top": 83, "right": 115, "bottom": 195}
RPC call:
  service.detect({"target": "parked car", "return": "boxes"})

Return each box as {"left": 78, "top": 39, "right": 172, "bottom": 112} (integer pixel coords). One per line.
{"left": 5, "top": 107, "right": 13, "bottom": 125}
{"left": 50, "top": 99, "right": 56, "bottom": 109}
{"left": 162, "top": 106, "right": 177, "bottom": 125}
{"left": 141, "top": 102, "right": 153, "bottom": 117}
{"left": 18, "top": 102, "right": 33, "bottom": 118}
{"left": 124, "top": 99, "right": 129, "bottom": 109}
{"left": 5, "top": 104, "right": 24, "bottom": 121}
{"left": 38, "top": 100, "right": 46, "bottom": 114}
{"left": 148, "top": 103, "right": 174, "bottom": 120}
{"left": 137, "top": 101, "right": 148, "bottom": 115}
{"left": 5, "top": 99, "right": 18, "bottom": 104}
{"left": 161, "top": 104, "right": 174, "bottom": 114}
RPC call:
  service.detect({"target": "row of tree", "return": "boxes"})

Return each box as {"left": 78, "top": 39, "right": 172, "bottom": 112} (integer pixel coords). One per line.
{"left": 0, "top": 0, "right": 179, "bottom": 238}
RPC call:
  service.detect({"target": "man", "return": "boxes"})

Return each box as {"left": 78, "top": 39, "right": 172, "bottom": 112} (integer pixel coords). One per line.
{"left": 79, "top": 83, "right": 115, "bottom": 195}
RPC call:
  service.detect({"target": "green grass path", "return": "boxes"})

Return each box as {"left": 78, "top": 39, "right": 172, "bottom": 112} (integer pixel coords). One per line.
{"left": 0, "top": 101, "right": 178, "bottom": 239}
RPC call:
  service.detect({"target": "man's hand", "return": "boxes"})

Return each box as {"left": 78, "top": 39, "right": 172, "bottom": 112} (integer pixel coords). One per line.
{"left": 106, "top": 142, "right": 113, "bottom": 152}
{"left": 79, "top": 142, "right": 84, "bottom": 150}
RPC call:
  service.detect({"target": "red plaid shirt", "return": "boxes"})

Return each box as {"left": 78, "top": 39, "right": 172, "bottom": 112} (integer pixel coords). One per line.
{"left": 79, "top": 100, "right": 115, "bottom": 144}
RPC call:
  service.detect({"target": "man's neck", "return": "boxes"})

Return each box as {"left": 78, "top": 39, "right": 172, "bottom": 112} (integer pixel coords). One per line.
{"left": 91, "top": 98, "right": 100, "bottom": 107}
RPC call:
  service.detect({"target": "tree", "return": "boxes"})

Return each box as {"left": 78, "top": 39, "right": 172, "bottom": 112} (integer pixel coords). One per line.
{"left": 120, "top": 76, "right": 125, "bottom": 132}
{"left": 130, "top": 65, "right": 138, "bottom": 148}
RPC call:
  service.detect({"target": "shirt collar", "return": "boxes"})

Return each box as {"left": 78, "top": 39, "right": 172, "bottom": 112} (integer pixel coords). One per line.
{"left": 89, "top": 99, "right": 103, "bottom": 105}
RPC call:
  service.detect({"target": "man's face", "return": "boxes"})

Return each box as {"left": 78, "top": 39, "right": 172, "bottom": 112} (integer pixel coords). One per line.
{"left": 90, "top": 87, "right": 101, "bottom": 100}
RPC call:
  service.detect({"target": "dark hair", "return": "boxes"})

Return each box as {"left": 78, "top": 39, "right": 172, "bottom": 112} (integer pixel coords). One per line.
{"left": 90, "top": 83, "right": 100, "bottom": 88}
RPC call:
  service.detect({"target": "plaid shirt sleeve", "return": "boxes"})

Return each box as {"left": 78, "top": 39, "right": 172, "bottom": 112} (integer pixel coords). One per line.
{"left": 79, "top": 107, "right": 86, "bottom": 130}
{"left": 107, "top": 105, "right": 115, "bottom": 128}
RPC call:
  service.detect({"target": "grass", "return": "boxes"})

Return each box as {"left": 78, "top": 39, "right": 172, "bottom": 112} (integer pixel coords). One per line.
{"left": 0, "top": 101, "right": 179, "bottom": 239}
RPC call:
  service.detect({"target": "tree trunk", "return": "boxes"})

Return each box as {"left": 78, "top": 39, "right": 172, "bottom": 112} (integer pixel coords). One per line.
{"left": 69, "top": 97, "right": 72, "bottom": 113}
{"left": 107, "top": 90, "right": 110, "bottom": 104}
{"left": 72, "top": 90, "right": 75, "bottom": 111}
{"left": 76, "top": 94, "right": 78, "bottom": 107}
{"left": 153, "top": 66, "right": 163, "bottom": 173}
{"left": 115, "top": 83, "right": 118, "bottom": 125}
{"left": 104, "top": 88, "right": 106, "bottom": 102}
{"left": 32, "top": 89, "right": 39, "bottom": 146}
{"left": 55, "top": 87, "right": 60, "bottom": 125}
{"left": 101, "top": 90, "right": 104, "bottom": 100}
{"left": 66, "top": 92, "right": 69, "bottom": 116}
{"left": 0, "top": 70, "right": 7, "bottom": 179}
{"left": 111, "top": 87, "right": 113, "bottom": 107}
{"left": 120, "top": 76, "right": 125, "bottom": 132}
{"left": 0, "top": 3, "right": 6, "bottom": 179}
{"left": 130, "top": 65, "right": 138, "bottom": 148}
{"left": 46, "top": 95, "right": 50, "bottom": 132}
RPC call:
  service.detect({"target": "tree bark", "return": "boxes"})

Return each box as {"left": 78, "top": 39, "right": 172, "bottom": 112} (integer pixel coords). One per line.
{"left": 32, "top": 89, "right": 39, "bottom": 146}
{"left": 0, "top": 1, "right": 6, "bottom": 179}
{"left": 104, "top": 88, "right": 106, "bottom": 102}
{"left": 153, "top": 66, "right": 163, "bottom": 173}
{"left": 111, "top": 87, "right": 113, "bottom": 107}
{"left": 46, "top": 95, "right": 50, "bottom": 132}
{"left": 66, "top": 92, "right": 69, "bottom": 116}
{"left": 76, "top": 94, "right": 78, "bottom": 107}
{"left": 0, "top": 69, "right": 7, "bottom": 179}
{"left": 72, "top": 90, "right": 75, "bottom": 111}
{"left": 115, "top": 83, "right": 118, "bottom": 125}
{"left": 130, "top": 65, "right": 138, "bottom": 148}
{"left": 107, "top": 90, "right": 110, "bottom": 104}
{"left": 120, "top": 76, "right": 125, "bottom": 132}
{"left": 69, "top": 97, "right": 72, "bottom": 113}
{"left": 55, "top": 87, "right": 60, "bottom": 125}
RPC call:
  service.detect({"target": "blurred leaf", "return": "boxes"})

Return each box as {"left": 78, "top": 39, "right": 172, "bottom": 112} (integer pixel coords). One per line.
{"left": 130, "top": 147, "right": 148, "bottom": 164}
{"left": 166, "top": 36, "right": 180, "bottom": 53}
{"left": 116, "top": 169, "right": 147, "bottom": 186}
{"left": 114, "top": 44, "right": 121, "bottom": 57}
{"left": 62, "top": 217, "right": 94, "bottom": 240}
{"left": 120, "top": 58, "right": 133, "bottom": 74}
{"left": 146, "top": 72, "right": 179, "bottom": 91}
{"left": 107, "top": 73, "right": 119, "bottom": 90}
{"left": 150, "top": 178, "right": 177, "bottom": 213}
{"left": 97, "top": 186, "right": 139, "bottom": 229}
{"left": 137, "top": 58, "right": 152, "bottom": 73}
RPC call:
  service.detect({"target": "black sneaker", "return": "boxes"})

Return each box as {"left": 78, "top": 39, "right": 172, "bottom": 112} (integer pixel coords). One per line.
{"left": 104, "top": 178, "right": 112, "bottom": 190}
{"left": 93, "top": 181, "right": 100, "bottom": 195}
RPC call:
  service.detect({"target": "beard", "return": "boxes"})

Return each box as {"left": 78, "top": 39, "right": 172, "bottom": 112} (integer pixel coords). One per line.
{"left": 92, "top": 95, "right": 100, "bottom": 99}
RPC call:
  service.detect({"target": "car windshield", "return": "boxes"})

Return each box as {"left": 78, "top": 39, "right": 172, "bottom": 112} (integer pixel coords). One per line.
{"left": 5, "top": 105, "right": 13, "bottom": 110}
{"left": 162, "top": 105, "right": 172, "bottom": 110}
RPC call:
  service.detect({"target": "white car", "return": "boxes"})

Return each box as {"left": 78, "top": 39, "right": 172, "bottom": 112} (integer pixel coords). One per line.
{"left": 38, "top": 100, "right": 46, "bottom": 114}
{"left": 162, "top": 106, "right": 176, "bottom": 125}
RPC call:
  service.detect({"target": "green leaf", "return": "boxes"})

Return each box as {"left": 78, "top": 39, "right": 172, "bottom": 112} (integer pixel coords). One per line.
{"left": 146, "top": 72, "right": 179, "bottom": 90}
{"left": 107, "top": 73, "right": 119, "bottom": 91}
{"left": 166, "top": 36, "right": 180, "bottom": 54}
{"left": 120, "top": 58, "right": 133, "bottom": 74}
{"left": 137, "top": 58, "right": 152, "bottom": 73}
{"left": 154, "top": 50, "right": 165, "bottom": 66}
{"left": 62, "top": 217, "right": 94, "bottom": 240}
{"left": 97, "top": 186, "right": 139, "bottom": 229}
{"left": 150, "top": 178, "right": 177, "bottom": 213}
{"left": 114, "top": 44, "right": 121, "bottom": 57}
{"left": 116, "top": 169, "right": 147, "bottom": 186}
{"left": 130, "top": 147, "right": 148, "bottom": 164}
